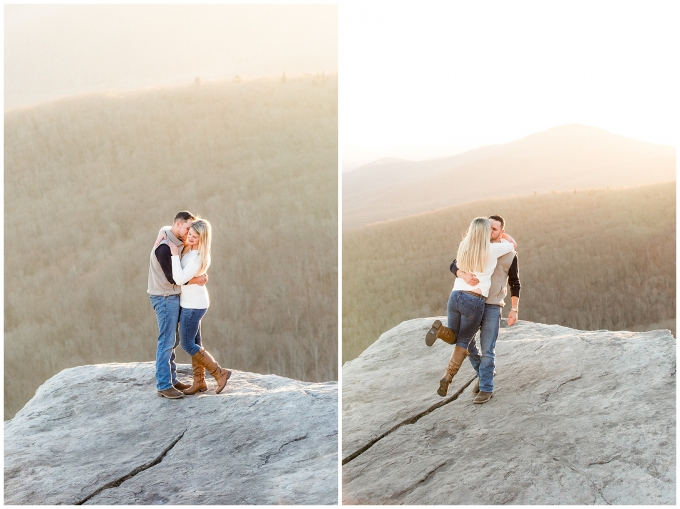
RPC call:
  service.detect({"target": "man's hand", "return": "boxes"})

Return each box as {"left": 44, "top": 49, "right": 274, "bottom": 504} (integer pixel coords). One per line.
{"left": 194, "top": 274, "right": 208, "bottom": 286}
{"left": 507, "top": 309, "right": 518, "bottom": 326}
{"left": 457, "top": 269, "right": 479, "bottom": 286}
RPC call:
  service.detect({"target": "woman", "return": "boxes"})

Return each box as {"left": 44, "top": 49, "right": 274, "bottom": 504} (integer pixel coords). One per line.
{"left": 425, "top": 217, "right": 516, "bottom": 397}
{"left": 165, "top": 218, "right": 232, "bottom": 395}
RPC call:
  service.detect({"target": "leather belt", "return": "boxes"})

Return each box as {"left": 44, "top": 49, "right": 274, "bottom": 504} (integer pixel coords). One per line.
{"left": 461, "top": 290, "right": 485, "bottom": 299}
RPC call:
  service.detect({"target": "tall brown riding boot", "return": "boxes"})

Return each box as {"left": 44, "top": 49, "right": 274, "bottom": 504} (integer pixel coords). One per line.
{"left": 425, "top": 319, "right": 457, "bottom": 346}
{"left": 194, "top": 347, "right": 232, "bottom": 394}
{"left": 183, "top": 355, "right": 208, "bottom": 395}
{"left": 437, "top": 345, "right": 468, "bottom": 397}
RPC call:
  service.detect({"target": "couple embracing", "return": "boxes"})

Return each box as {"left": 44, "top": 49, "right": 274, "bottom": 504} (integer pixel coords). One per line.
{"left": 426, "top": 215, "right": 521, "bottom": 404}
{"left": 147, "top": 211, "right": 231, "bottom": 399}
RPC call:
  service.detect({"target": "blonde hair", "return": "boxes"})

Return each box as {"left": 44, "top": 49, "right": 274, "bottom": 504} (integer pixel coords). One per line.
{"left": 183, "top": 218, "right": 211, "bottom": 276}
{"left": 456, "top": 217, "right": 491, "bottom": 273}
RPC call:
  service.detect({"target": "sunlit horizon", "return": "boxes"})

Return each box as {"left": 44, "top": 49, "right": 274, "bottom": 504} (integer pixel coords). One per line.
{"left": 340, "top": 0, "right": 679, "bottom": 172}
{"left": 5, "top": 4, "right": 338, "bottom": 110}
{"left": 343, "top": 121, "right": 677, "bottom": 173}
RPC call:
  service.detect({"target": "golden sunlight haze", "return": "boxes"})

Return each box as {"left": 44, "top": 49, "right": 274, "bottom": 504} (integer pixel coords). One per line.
{"left": 5, "top": 4, "right": 338, "bottom": 109}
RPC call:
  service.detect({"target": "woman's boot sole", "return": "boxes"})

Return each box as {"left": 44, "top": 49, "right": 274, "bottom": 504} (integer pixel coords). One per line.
{"left": 215, "top": 370, "right": 232, "bottom": 394}
{"left": 437, "top": 378, "right": 449, "bottom": 397}
{"left": 426, "top": 320, "right": 442, "bottom": 347}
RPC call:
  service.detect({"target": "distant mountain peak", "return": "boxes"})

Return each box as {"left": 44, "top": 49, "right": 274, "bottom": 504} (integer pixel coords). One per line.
{"left": 343, "top": 124, "right": 675, "bottom": 230}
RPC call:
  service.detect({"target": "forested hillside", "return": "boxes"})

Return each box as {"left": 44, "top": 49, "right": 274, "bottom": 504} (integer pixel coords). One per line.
{"left": 5, "top": 74, "right": 338, "bottom": 418}
{"left": 343, "top": 182, "right": 675, "bottom": 362}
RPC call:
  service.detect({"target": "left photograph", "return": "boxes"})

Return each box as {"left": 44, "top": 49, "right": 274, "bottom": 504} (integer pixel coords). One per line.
{"left": 4, "top": 4, "right": 338, "bottom": 505}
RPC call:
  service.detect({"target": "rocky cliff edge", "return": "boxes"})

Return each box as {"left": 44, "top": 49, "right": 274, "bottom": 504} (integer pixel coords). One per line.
{"left": 5, "top": 362, "right": 337, "bottom": 505}
{"left": 342, "top": 319, "right": 675, "bottom": 505}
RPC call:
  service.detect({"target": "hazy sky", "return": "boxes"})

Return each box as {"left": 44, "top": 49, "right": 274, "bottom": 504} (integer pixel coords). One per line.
{"left": 4, "top": 4, "right": 338, "bottom": 110}
{"left": 340, "top": 0, "right": 679, "bottom": 171}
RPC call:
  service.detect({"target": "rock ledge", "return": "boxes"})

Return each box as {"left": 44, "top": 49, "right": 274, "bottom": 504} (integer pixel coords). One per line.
{"left": 342, "top": 319, "right": 675, "bottom": 505}
{"left": 5, "top": 362, "right": 337, "bottom": 505}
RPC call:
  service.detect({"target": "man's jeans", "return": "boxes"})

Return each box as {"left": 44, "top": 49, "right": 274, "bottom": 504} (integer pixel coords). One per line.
{"left": 150, "top": 295, "right": 181, "bottom": 391}
{"left": 467, "top": 304, "right": 502, "bottom": 393}
{"left": 447, "top": 291, "right": 486, "bottom": 349}
{"left": 179, "top": 307, "right": 206, "bottom": 357}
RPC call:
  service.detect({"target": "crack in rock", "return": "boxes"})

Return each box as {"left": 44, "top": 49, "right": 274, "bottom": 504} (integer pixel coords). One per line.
{"left": 75, "top": 429, "right": 187, "bottom": 505}
{"left": 548, "top": 452, "right": 611, "bottom": 505}
{"left": 588, "top": 454, "right": 621, "bottom": 466}
{"left": 342, "top": 376, "right": 476, "bottom": 465}
{"left": 562, "top": 461, "right": 611, "bottom": 505}
{"left": 390, "top": 460, "right": 449, "bottom": 500}
{"left": 262, "top": 434, "right": 308, "bottom": 465}
{"left": 541, "top": 374, "right": 583, "bottom": 403}
{"left": 522, "top": 438, "right": 611, "bottom": 505}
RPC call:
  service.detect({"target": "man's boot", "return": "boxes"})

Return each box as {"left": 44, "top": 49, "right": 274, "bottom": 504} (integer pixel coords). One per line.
{"left": 157, "top": 387, "right": 184, "bottom": 399}
{"left": 473, "top": 391, "right": 493, "bottom": 404}
{"left": 194, "top": 347, "right": 231, "bottom": 394}
{"left": 425, "top": 320, "right": 456, "bottom": 346}
{"left": 183, "top": 355, "right": 208, "bottom": 395}
{"left": 472, "top": 370, "right": 494, "bottom": 395}
{"left": 437, "top": 346, "right": 468, "bottom": 397}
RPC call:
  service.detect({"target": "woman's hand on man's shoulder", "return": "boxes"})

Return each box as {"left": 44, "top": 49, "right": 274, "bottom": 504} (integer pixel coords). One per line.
{"left": 501, "top": 232, "right": 517, "bottom": 249}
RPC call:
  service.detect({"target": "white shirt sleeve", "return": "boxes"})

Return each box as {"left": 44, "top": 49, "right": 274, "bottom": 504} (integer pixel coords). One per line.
{"left": 489, "top": 239, "right": 515, "bottom": 258}
{"left": 171, "top": 253, "right": 202, "bottom": 286}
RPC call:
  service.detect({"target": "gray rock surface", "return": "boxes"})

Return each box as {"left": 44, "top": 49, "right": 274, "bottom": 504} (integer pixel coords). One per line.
{"left": 5, "top": 362, "right": 337, "bottom": 505}
{"left": 342, "top": 318, "right": 675, "bottom": 505}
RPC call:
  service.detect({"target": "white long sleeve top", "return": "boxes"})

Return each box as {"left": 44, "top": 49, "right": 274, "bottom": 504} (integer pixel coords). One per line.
{"left": 452, "top": 239, "right": 515, "bottom": 298}
{"left": 171, "top": 250, "right": 210, "bottom": 309}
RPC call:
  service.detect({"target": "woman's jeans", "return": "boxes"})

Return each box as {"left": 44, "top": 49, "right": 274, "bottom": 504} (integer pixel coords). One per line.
{"left": 179, "top": 307, "right": 207, "bottom": 357}
{"left": 150, "top": 294, "right": 181, "bottom": 391}
{"left": 466, "top": 304, "right": 502, "bottom": 393}
{"left": 447, "top": 290, "right": 486, "bottom": 350}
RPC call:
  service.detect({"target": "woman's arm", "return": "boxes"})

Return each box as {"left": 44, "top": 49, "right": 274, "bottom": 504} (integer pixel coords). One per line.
{"left": 490, "top": 237, "right": 516, "bottom": 258}
{"left": 501, "top": 232, "right": 517, "bottom": 249}
{"left": 170, "top": 252, "right": 202, "bottom": 286}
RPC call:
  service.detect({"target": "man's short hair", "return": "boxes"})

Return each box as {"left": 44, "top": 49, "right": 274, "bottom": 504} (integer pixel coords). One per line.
{"left": 174, "top": 211, "right": 196, "bottom": 224}
{"left": 488, "top": 215, "right": 505, "bottom": 229}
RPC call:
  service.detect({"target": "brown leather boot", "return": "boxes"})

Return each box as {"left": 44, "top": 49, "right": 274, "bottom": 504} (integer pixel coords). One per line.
{"left": 473, "top": 391, "right": 493, "bottom": 404}
{"left": 194, "top": 347, "right": 232, "bottom": 394}
{"left": 173, "top": 381, "right": 191, "bottom": 391}
{"left": 183, "top": 355, "right": 208, "bottom": 395}
{"left": 425, "top": 320, "right": 456, "bottom": 346}
{"left": 157, "top": 387, "right": 184, "bottom": 399}
{"left": 437, "top": 346, "right": 468, "bottom": 397}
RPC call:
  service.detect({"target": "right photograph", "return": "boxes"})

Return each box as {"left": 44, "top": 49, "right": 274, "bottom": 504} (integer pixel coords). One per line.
{"left": 341, "top": 1, "right": 676, "bottom": 505}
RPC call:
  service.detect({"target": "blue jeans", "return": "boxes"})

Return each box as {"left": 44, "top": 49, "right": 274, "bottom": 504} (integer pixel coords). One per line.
{"left": 179, "top": 307, "right": 206, "bottom": 357}
{"left": 467, "top": 304, "right": 502, "bottom": 393}
{"left": 150, "top": 295, "right": 181, "bottom": 391}
{"left": 446, "top": 291, "right": 486, "bottom": 349}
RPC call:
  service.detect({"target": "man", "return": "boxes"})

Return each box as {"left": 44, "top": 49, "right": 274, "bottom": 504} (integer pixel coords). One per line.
{"left": 147, "top": 211, "right": 207, "bottom": 399}
{"left": 431, "top": 215, "right": 521, "bottom": 404}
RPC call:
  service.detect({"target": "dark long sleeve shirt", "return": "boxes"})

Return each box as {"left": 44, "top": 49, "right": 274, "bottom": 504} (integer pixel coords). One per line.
{"left": 155, "top": 244, "right": 178, "bottom": 285}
